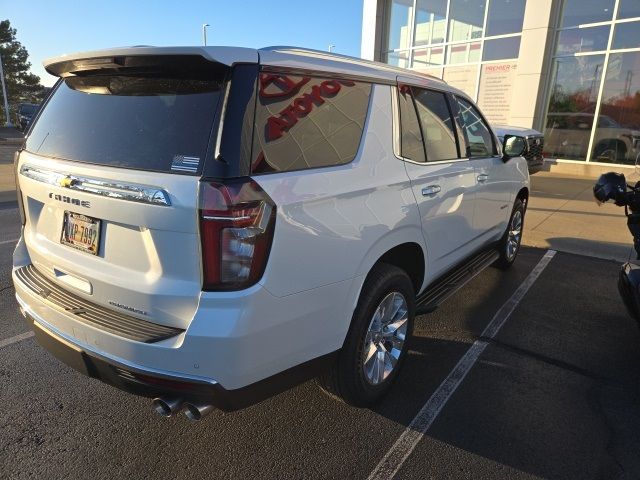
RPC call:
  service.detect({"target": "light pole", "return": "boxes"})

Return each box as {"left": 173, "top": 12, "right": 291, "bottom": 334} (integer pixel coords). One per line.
{"left": 0, "top": 51, "right": 12, "bottom": 127}
{"left": 328, "top": 44, "right": 335, "bottom": 53}
{"left": 202, "top": 23, "right": 210, "bottom": 46}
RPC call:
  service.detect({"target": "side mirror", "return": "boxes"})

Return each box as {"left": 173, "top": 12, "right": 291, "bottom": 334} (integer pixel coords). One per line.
{"left": 502, "top": 135, "right": 526, "bottom": 161}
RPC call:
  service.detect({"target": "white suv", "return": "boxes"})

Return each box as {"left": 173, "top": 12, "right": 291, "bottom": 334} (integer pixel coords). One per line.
{"left": 12, "top": 46, "right": 529, "bottom": 420}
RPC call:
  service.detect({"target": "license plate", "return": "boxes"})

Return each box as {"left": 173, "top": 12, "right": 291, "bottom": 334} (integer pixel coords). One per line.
{"left": 61, "top": 211, "right": 101, "bottom": 255}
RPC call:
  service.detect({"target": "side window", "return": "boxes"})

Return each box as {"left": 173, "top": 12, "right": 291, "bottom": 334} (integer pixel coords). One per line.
{"left": 397, "top": 85, "right": 426, "bottom": 162}
{"left": 455, "top": 96, "right": 497, "bottom": 158}
{"left": 412, "top": 88, "right": 459, "bottom": 162}
{"left": 251, "top": 73, "right": 372, "bottom": 174}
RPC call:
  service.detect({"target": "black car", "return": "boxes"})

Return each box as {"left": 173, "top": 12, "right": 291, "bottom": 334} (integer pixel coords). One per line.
{"left": 17, "top": 103, "right": 40, "bottom": 131}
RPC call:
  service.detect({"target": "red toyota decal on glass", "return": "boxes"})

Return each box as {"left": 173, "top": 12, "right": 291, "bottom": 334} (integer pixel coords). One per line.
{"left": 265, "top": 78, "right": 355, "bottom": 141}
{"left": 259, "top": 74, "right": 311, "bottom": 99}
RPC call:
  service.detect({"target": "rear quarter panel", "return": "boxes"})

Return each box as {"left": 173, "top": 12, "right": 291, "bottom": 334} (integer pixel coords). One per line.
{"left": 253, "top": 84, "right": 426, "bottom": 299}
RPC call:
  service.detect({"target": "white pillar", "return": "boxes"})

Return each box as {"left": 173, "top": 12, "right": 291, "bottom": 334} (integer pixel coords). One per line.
{"left": 507, "top": 0, "right": 560, "bottom": 129}
{"left": 361, "top": 0, "right": 385, "bottom": 61}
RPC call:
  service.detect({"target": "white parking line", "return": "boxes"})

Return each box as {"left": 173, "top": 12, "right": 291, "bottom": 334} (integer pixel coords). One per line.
{"left": 367, "top": 249, "right": 557, "bottom": 480}
{"left": 0, "top": 331, "right": 34, "bottom": 349}
{"left": 0, "top": 238, "right": 18, "bottom": 245}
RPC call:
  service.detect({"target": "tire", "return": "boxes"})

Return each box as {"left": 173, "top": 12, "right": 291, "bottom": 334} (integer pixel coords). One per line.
{"left": 595, "top": 141, "right": 626, "bottom": 163}
{"left": 317, "top": 263, "right": 415, "bottom": 407}
{"left": 495, "top": 198, "right": 525, "bottom": 270}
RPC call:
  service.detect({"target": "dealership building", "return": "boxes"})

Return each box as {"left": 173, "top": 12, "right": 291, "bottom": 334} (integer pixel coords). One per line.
{"left": 361, "top": 0, "right": 640, "bottom": 172}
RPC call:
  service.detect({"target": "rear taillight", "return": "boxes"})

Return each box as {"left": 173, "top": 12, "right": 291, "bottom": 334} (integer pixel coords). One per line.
{"left": 199, "top": 178, "right": 276, "bottom": 291}
{"left": 14, "top": 151, "right": 25, "bottom": 226}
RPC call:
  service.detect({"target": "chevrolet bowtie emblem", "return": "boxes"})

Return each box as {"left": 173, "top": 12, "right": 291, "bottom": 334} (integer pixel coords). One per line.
{"left": 59, "top": 176, "right": 75, "bottom": 188}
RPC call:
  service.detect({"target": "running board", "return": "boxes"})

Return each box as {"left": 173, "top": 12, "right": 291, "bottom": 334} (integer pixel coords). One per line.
{"left": 416, "top": 249, "right": 500, "bottom": 313}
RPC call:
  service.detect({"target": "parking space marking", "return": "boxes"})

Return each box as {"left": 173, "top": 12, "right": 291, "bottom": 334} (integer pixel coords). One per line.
{"left": 0, "top": 331, "right": 34, "bottom": 349}
{"left": 0, "top": 238, "right": 18, "bottom": 245}
{"left": 367, "top": 250, "right": 557, "bottom": 480}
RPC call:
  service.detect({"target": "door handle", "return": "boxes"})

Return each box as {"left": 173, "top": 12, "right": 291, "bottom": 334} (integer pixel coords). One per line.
{"left": 422, "top": 185, "right": 441, "bottom": 196}
{"left": 477, "top": 174, "right": 489, "bottom": 182}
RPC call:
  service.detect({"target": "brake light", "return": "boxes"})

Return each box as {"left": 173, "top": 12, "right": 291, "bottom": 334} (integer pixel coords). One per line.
{"left": 199, "top": 179, "right": 276, "bottom": 290}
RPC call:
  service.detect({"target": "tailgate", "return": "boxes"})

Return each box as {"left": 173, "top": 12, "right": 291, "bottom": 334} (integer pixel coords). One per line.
{"left": 17, "top": 152, "right": 201, "bottom": 329}
{"left": 16, "top": 65, "right": 228, "bottom": 330}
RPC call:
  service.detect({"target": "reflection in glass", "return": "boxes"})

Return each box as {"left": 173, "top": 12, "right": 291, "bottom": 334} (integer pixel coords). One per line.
{"left": 556, "top": 26, "right": 610, "bottom": 55}
{"left": 413, "top": 88, "right": 459, "bottom": 161}
{"left": 612, "top": 22, "right": 640, "bottom": 50}
{"left": 544, "top": 55, "right": 605, "bottom": 160}
{"left": 448, "top": 0, "right": 486, "bottom": 42}
{"left": 618, "top": 0, "right": 640, "bottom": 20}
{"left": 447, "top": 42, "right": 481, "bottom": 64}
{"left": 560, "top": 0, "right": 615, "bottom": 27}
{"left": 456, "top": 96, "right": 495, "bottom": 157}
{"left": 414, "top": 0, "right": 447, "bottom": 46}
{"left": 482, "top": 37, "right": 521, "bottom": 62}
{"left": 412, "top": 46, "right": 445, "bottom": 68}
{"left": 387, "top": 0, "right": 414, "bottom": 50}
{"left": 387, "top": 51, "right": 410, "bottom": 68}
{"left": 486, "top": 0, "right": 527, "bottom": 37}
{"left": 591, "top": 52, "right": 640, "bottom": 164}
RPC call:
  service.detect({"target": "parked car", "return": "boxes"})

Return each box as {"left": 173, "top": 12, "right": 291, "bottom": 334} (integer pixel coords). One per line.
{"left": 16, "top": 103, "right": 40, "bottom": 131}
{"left": 12, "top": 46, "right": 529, "bottom": 420}
{"left": 545, "top": 112, "right": 640, "bottom": 164}
{"left": 493, "top": 125, "right": 545, "bottom": 174}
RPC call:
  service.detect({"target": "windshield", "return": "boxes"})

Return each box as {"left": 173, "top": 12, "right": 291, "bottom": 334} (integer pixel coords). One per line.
{"left": 25, "top": 74, "right": 223, "bottom": 174}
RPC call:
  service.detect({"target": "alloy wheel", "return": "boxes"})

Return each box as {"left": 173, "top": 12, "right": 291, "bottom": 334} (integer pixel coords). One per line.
{"left": 506, "top": 209, "right": 523, "bottom": 261}
{"left": 362, "top": 291, "right": 408, "bottom": 385}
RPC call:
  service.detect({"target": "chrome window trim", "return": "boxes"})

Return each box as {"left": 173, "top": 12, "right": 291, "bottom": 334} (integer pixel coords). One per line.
{"left": 20, "top": 164, "right": 171, "bottom": 206}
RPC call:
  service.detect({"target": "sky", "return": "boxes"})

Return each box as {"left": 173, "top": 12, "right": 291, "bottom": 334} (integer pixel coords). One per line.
{"left": 3, "top": 0, "right": 364, "bottom": 87}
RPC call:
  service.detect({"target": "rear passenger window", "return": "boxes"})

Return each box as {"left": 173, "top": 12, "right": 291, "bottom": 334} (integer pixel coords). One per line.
{"left": 398, "top": 85, "right": 426, "bottom": 163}
{"left": 251, "top": 73, "right": 372, "bottom": 174}
{"left": 455, "top": 96, "right": 496, "bottom": 158}
{"left": 412, "top": 88, "right": 459, "bottom": 162}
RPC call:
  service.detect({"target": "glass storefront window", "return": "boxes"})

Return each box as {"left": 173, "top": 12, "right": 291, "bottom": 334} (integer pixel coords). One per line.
{"left": 387, "top": 51, "right": 411, "bottom": 68}
{"left": 447, "top": 41, "right": 481, "bottom": 64}
{"left": 448, "top": 0, "right": 486, "bottom": 42}
{"left": 612, "top": 22, "right": 640, "bottom": 50}
{"left": 414, "top": 0, "right": 447, "bottom": 46}
{"left": 482, "top": 36, "right": 521, "bottom": 61}
{"left": 618, "top": 0, "right": 640, "bottom": 20}
{"left": 556, "top": 26, "right": 610, "bottom": 55}
{"left": 412, "top": 46, "right": 445, "bottom": 68}
{"left": 591, "top": 52, "right": 640, "bottom": 164}
{"left": 560, "top": 0, "right": 615, "bottom": 28}
{"left": 486, "top": 0, "right": 527, "bottom": 37}
{"left": 387, "top": 0, "right": 414, "bottom": 51}
{"left": 544, "top": 55, "right": 605, "bottom": 161}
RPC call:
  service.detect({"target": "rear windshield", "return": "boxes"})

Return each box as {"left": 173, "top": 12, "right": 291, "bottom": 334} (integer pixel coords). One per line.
{"left": 25, "top": 75, "right": 223, "bottom": 174}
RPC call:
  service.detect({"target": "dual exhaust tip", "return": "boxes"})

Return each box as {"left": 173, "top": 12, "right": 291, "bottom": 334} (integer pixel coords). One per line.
{"left": 152, "top": 397, "right": 214, "bottom": 421}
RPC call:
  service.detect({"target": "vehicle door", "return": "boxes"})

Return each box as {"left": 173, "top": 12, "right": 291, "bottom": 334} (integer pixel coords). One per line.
{"left": 397, "top": 84, "right": 477, "bottom": 279}
{"left": 452, "top": 95, "right": 512, "bottom": 242}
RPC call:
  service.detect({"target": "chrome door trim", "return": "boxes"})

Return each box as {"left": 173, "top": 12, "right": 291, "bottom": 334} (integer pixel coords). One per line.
{"left": 20, "top": 165, "right": 171, "bottom": 206}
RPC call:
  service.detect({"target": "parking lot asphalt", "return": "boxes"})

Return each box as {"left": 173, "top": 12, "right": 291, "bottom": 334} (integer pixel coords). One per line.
{"left": 1, "top": 202, "right": 639, "bottom": 479}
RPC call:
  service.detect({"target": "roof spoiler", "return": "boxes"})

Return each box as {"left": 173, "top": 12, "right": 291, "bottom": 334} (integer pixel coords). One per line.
{"left": 44, "top": 46, "right": 259, "bottom": 77}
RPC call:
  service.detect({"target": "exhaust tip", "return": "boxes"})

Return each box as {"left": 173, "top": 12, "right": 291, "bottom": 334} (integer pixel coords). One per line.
{"left": 183, "top": 402, "right": 214, "bottom": 421}
{"left": 152, "top": 397, "right": 183, "bottom": 417}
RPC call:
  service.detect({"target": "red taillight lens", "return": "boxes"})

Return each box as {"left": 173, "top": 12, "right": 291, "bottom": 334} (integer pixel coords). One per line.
{"left": 199, "top": 179, "right": 276, "bottom": 291}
